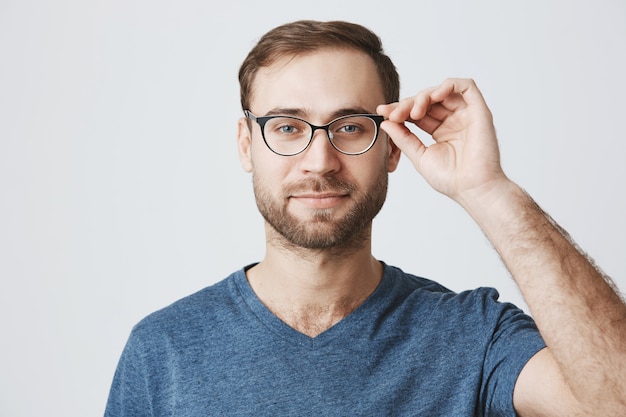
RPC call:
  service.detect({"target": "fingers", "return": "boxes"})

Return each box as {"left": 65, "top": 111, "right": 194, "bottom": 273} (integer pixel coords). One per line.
{"left": 379, "top": 120, "right": 426, "bottom": 171}
{"left": 377, "top": 100, "right": 449, "bottom": 136}
{"left": 415, "top": 112, "right": 445, "bottom": 135}
{"left": 377, "top": 78, "right": 486, "bottom": 127}
{"left": 377, "top": 78, "right": 501, "bottom": 199}
{"left": 431, "top": 78, "right": 486, "bottom": 108}
{"left": 377, "top": 86, "right": 437, "bottom": 123}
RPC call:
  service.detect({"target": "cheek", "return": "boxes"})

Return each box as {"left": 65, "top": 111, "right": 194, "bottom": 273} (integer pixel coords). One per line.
{"left": 354, "top": 150, "right": 390, "bottom": 180}
{"left": 249, "top": 152, "right": 292, "bottom": 187}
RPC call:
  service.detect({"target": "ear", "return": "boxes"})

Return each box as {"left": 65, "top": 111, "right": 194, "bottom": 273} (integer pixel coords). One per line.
{"left": 386, "top": 133, "right": 401, "bottom": 173}
{"left": 237, "top": 117, "right": 253, "bottom": 173}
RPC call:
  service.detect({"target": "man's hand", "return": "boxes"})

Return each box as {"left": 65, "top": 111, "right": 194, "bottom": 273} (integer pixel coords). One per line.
{"left": 377, "top": 78, "right": 508, "bottom": 208}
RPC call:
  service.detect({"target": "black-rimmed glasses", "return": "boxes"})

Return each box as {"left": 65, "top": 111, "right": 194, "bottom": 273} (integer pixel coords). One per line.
{"left": 245, "top": 110, "right": 384, "bottom": 156}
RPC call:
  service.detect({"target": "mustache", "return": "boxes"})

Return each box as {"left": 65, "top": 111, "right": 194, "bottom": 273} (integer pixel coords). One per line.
{"left": 283, "top": 177, "right": 356, "bottom": 197}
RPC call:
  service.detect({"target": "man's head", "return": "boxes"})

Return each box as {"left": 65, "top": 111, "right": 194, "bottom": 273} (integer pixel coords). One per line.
{"left": 237, "top": 21, "right": 401, "bottom": 254}
{"left": 238, "top": 20, "right": 400, "bottom": 112}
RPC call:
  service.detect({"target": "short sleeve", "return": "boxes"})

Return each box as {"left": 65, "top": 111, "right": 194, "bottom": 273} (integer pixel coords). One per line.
{"left": 479, "top": 290, "right": 546, "bottom": 416}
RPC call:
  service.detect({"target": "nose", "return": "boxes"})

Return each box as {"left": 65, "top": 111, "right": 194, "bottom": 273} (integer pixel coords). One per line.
{"left": 298, "top": 128, "right": 341, "bottom": 175}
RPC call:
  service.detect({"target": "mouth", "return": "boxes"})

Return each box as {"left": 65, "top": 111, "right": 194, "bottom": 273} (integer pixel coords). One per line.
{"left": 284, "top": 177, "right": 356, "bottom": 210}
{"left": 289, "top": 192, "right": 349, "bottom": 209}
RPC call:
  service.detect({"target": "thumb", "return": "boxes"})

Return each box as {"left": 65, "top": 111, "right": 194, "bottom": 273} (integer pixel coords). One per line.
{"left": 380, "top": 120, "right": 426, "bottom": 171}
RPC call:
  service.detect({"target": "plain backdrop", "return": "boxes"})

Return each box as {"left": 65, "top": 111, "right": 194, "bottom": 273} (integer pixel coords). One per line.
{"left": 1, "top": 0, "right": 625, "bottom": 415}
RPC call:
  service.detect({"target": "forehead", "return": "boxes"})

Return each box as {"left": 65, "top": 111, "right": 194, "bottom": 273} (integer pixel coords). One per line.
{"left": 249, "top": 48, "right": 385, "bottom": 119}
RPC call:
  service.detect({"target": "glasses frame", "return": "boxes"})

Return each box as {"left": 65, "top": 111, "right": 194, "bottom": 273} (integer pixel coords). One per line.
{"left": 244, "top": 110, "right": 385, "bottom": 156}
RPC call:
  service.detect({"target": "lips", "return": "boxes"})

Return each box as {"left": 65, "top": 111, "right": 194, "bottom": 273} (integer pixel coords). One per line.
{"left": 285, "top": 178, "right": 354, "bottom": 209}
{"left": 290, "top": 192, "right": 348, "bottom": 199}
{"left": 289, "top": 193, "right": 348, "bottom": 209}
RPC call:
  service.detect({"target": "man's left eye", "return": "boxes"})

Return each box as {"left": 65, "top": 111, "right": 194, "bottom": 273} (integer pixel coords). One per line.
{"left": 338, "top": 125, "right": 359, "bottom": 133}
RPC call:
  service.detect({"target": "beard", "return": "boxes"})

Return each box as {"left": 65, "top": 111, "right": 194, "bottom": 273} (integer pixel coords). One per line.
{"left": 252, "top": 168, "right": 389, "bottom": 253}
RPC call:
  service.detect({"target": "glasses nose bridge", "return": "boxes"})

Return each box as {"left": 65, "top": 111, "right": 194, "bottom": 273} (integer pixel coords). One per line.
{"left": 309, "top": 122, "right": 333, "bottom": 143}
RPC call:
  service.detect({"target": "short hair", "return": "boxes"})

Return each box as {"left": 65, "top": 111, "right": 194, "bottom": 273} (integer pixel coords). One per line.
{"left": 238, "top": 20, "right": 400, "bottom": 111}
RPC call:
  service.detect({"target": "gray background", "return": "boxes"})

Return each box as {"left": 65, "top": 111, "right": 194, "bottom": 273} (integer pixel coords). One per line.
{"left": 1, "top": 0, "right": 624, "bottom": 415}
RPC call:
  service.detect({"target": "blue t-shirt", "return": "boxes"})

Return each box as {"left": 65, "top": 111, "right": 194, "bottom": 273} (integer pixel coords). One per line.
{"left": 105, "top": 264, "right": 545, "bottom": 416}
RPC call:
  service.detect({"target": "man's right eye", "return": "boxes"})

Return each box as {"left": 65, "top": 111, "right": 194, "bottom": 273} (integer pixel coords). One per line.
{"left": 278, "top": 125, "right": 297, "bottom": 134}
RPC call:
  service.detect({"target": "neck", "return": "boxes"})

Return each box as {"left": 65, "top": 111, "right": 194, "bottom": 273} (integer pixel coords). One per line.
{"left": 246, "top": 226, "right": 383, "bottom": 337}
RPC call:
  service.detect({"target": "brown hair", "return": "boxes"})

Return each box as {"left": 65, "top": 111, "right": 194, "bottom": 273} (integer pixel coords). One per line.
{"left": 238, "top": 20, "right": 400, "bottom": 111}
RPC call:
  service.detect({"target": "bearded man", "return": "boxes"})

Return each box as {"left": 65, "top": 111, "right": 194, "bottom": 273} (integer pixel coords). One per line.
{"left": 105, "top": 20, "right": 626, "bottom": 417}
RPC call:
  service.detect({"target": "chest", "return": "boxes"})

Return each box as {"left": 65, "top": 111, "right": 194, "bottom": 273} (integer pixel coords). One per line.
{"left": 155, "top": 333, "right": 484, "bottom": 416}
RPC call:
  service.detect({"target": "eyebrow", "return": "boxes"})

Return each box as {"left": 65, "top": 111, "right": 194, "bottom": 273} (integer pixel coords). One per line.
{"left": 263, "top": 107, "right": 376, "bottom": 120}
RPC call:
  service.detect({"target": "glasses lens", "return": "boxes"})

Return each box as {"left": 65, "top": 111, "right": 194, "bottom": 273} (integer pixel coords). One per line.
{"left": 329, "top": 116, "right": 378, "bottom": 154}
{"left": 263, "top": 117, "right": 311, "bottom": 155}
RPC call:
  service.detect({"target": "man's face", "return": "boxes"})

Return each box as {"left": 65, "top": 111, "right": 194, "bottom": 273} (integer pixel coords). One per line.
{"left": 238, "top": 48, "right": 400, "bottom": 251}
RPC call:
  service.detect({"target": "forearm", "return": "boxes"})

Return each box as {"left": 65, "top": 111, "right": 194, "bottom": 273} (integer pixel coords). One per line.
{"left": 461, "top": 179, "right": 626, "bottom": 411}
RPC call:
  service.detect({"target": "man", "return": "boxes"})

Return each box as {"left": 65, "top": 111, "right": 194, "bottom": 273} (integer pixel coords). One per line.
{"left": 105, "top": 20, "right": 626, "bottom": 416}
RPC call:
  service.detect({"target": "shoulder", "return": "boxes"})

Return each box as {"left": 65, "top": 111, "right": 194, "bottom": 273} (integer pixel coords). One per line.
{"left": 129, "top": 268, "right": 246, "bottom": 344}
{"left": 383, "top": 263, "right": 529, "bottom": 325}
{"left": 385, "top": 263, "right": 452, "bottom": 293}
{"left": 382, "top": 263, "right": 544, "bottom": 362}
{"left": 384, "top": 263, "right": 499, "bottom": 302}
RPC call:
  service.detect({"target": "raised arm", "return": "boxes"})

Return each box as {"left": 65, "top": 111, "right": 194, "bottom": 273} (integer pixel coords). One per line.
{"left": 377, "top": 78, "right": 626, "bottom": 416}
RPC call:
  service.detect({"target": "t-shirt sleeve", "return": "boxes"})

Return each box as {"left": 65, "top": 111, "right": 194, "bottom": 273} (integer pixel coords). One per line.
{"left": 104, "top": 330, "right": 154, "bottom": 417}
{"left": 479, "top": 290, "right": 546, "bottom": 416}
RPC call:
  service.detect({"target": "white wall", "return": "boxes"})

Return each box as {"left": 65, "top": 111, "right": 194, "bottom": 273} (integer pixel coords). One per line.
{"left": 1, "top": 0, "right": 624, "bottom": 415}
